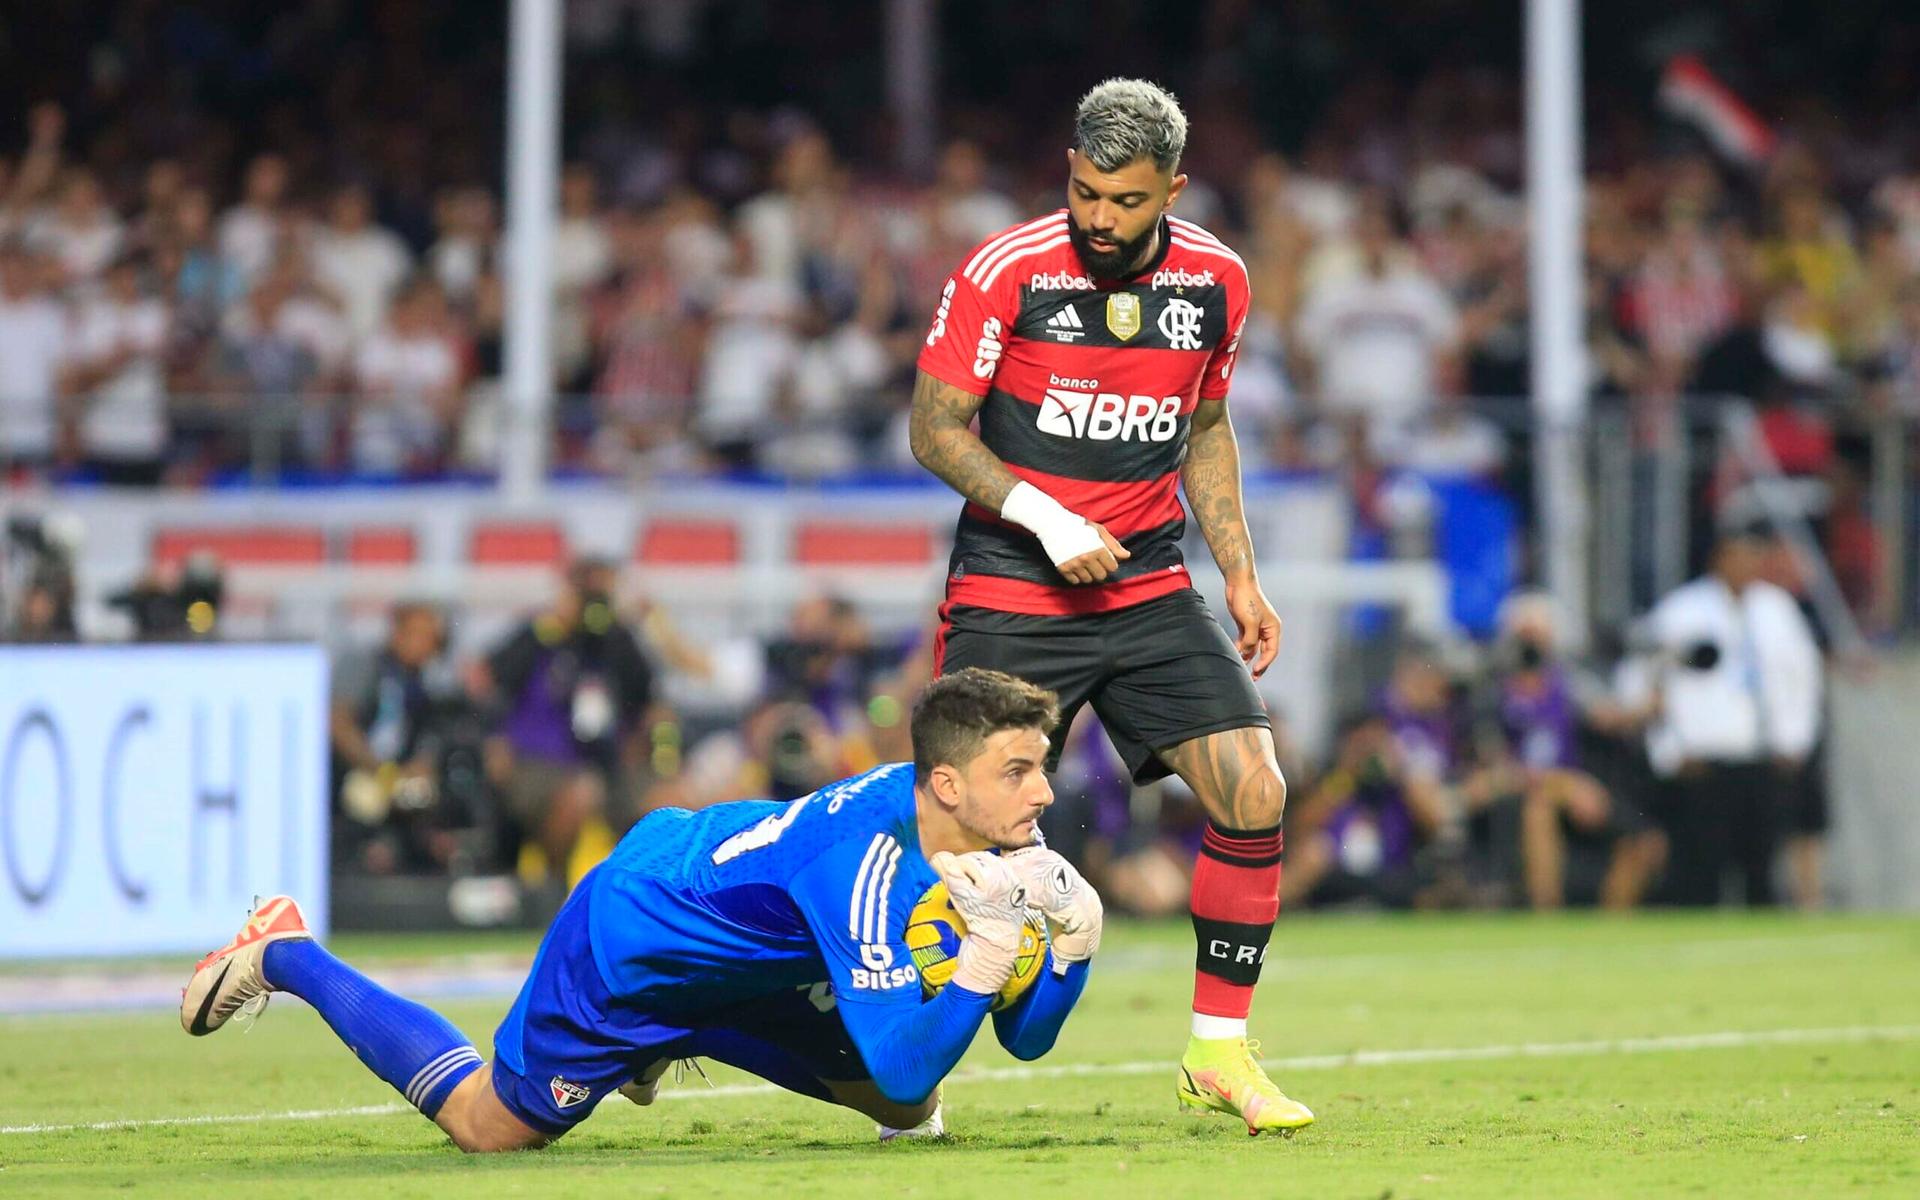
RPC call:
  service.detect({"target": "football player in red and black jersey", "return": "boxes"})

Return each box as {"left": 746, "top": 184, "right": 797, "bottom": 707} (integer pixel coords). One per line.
{"left": 910, "top": 78, "right": 1312, "bottom": 1135}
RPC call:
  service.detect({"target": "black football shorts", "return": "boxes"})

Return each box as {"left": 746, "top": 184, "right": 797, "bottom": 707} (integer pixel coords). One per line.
{"left": 935, "top": 588, "right": 1270, "bottom": 784}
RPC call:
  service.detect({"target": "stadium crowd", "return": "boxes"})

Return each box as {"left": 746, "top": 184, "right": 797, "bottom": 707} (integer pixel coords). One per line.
{"left": 0, "top": 7, "right": 1916, "bottom": 493}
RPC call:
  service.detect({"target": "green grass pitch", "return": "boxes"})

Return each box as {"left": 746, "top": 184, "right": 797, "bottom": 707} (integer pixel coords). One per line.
{"left": 4, "top": 913, "right": 1918, "bottom": 1198}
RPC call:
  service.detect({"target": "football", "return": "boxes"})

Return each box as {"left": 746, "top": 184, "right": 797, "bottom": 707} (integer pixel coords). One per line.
{"left": 905, "top": 880, "right": 1048, "bottom": 1010}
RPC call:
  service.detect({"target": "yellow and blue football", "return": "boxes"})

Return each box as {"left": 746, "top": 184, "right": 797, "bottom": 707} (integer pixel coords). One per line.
{"left": 905, "top": 879, "right": 1047, "bottom": 1011}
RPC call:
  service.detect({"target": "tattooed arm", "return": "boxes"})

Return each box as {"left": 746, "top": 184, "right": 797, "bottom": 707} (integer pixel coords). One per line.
{"left": 907, "top": 369, "right": 1019, "bottom": 512}
{"left": 909, "top": 369, "right": 1128, "bottom": 584}
{"left": 1183, "top": 399, "right": 1281, "bottom": 676}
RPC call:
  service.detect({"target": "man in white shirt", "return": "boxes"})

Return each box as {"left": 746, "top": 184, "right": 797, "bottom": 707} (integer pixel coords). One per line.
{"left": 70, "top": 252, "right": 171, "bottom": 484}
{"left": 353, "top": 279, "right": 462, "bottom": 473}
{"left": 0, "top": 246, "right": 69, "bottom": 471}
{"left": 1295, "top": 198, "right": 1459, "bottom": 432}
{"left": 311, "top": 184, "right": 412, "bottom": 341}
{"left": 218, "top": 154, "right": 293, "bottom": 287}
{"left": 1627, "top": 525, "right": 1823, "bottom": 906}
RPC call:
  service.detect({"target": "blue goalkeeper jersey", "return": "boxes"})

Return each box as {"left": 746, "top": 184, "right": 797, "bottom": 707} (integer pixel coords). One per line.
{"left": 588, "top": 761, "right": 939, "bottom": 1013}
{"left": 580, "top": 760, "right": 1091, "bottom": 1103}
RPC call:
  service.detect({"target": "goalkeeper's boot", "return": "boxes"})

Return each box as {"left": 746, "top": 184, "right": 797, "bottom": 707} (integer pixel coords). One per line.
{"left": 181, "top": 895, "right": 313, "bottom": 1036}
{"left": 879, "top": 1089, "right": 945, "bottom": 1142}
{"left": 1176, "top": 1036, "right": 1315, "bottom": 1137}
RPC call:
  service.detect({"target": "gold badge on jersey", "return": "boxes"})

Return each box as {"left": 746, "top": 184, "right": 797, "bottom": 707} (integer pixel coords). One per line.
{"left": 1105, "top": 292, "right": 1142, "bottom": 341}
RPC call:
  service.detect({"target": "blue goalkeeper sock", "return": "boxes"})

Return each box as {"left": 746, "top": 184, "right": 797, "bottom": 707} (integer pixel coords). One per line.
{"left": 263, "top": 939, "right": 482, "bottom": 1118}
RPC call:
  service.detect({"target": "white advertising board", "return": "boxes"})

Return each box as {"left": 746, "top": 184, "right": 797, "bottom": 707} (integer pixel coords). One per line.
{"left": 0, "top": 645, "right": 328, "bottom": 957}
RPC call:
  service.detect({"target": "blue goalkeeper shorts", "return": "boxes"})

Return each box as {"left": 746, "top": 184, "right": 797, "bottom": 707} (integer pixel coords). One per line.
{"left": 490, "top": 873, "right": 870, "bottom": 1135}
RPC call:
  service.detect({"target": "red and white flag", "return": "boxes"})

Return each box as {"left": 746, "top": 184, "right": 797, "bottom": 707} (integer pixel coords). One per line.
{"left": 1658, "top": 55, "right": 1778, "bottom": 167}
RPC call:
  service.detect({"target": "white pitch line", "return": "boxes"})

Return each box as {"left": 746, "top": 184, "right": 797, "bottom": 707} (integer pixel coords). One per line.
{"left": 6, "top": 1023, "right": 1917, "bottom": 1137}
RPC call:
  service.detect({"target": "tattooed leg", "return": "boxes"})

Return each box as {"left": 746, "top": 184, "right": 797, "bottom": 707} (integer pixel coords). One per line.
{"left": 1159, "top": 726, "right": 1287, "bottom": 830}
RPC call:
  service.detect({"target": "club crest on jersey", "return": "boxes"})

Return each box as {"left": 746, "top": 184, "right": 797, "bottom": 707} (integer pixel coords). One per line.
{"left": 1105, "top": 292, "right": 1142, "bottom": 341}
{"left": 550, "top": 1076, "right": 592, "bottom": 1109}
{"left": 1158, "top": 298, "right": 1206, "bottom": 350}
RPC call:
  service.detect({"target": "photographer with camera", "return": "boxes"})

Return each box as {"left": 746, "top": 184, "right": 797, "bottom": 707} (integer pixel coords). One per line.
{"left": 472, "top": 557, "right": 656, "bottom": 887}
{"left": 3, "top": 515, "right": 78, "bottom": 642}
{"left": 1625, "top": 524, "right": 1822, "bottom": 907}
{"left": 1283, "top": 711, "right": 1449, "bottom": 910}
{"left": 1473, "top": 594, "right": 1667, "bottom": 911}
{"left": 331, "top": 601, "right": 465, "bottom": 874}
{"left": 107, "top": 553, "right": 225, "bottom": 641}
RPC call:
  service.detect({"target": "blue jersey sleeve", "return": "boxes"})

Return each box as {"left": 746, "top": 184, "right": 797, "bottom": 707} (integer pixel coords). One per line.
{"left": 992, "top": 954, "right": 1090, "bottom": 1060}
{"left": 789, "top": 832, "right": 995, "bottom": 1105}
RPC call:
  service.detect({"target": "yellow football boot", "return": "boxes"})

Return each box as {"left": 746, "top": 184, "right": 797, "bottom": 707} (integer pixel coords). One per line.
{"left": 1176, "top": 1036, "right": 1315, "bottom": 1137}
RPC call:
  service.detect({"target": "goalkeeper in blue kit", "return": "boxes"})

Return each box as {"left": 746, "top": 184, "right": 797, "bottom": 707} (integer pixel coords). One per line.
{"left": 181, "top": 668, "right": 1103, "bottom": 1150}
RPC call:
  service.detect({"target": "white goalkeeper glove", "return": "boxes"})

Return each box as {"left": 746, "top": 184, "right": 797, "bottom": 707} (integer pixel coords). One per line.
{"left": 1007, "top": 847, "right": 1103, "bottom": 970}
{"left": 928, "top": 850, "right": 1030, "bottom": 996}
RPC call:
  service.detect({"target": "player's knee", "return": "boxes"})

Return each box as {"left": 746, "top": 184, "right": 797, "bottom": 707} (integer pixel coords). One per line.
{"left": 1240, "top": 759, "right": 1287, "bottom": 828}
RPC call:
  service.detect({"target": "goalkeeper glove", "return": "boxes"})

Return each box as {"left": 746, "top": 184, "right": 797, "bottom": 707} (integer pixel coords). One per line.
{"left": 928, "top": 850, "right": 1030, "bottom": 996}
{"left": 1007, "top": 847, "right": 1103, "bottom": 970}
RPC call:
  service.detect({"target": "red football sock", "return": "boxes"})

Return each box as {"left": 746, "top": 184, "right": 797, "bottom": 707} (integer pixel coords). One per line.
{"left": 1190, "top": 821, "right": 1283, "bottom": 1020}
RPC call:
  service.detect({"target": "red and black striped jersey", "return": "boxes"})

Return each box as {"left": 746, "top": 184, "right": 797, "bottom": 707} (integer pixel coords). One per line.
{"left": 916, "top": 209, "right": 1251, "bottom": 616}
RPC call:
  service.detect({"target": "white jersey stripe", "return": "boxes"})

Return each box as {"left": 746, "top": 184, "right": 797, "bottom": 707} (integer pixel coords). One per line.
{"left": 848, "top": 833, "right": 887, "bottom": 940}
{"left": 1169, "top": 236, "right": 1247, "bottom": 273}
{"left": 978, "top": 234, "right": 1074, "bottom": 291}
{"left": 965, "top": 218, "right": 1069, "bottom": 287}
{"left": 873, "top": 843, "right": 904, "bottom": 941}
{"left": 962, "top": 214, "right": 1066, "bottom": 280}
{"left": 1168, "top": 216, "right": 1227, "bottom": 247}
{"left": 861, "top": 835, "right": 899, "bottom": 942}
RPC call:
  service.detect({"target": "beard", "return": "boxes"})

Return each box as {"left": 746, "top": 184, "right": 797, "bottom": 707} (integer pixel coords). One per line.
{"left": 1068, "top": 212, "right": 1157, "bottom": 279}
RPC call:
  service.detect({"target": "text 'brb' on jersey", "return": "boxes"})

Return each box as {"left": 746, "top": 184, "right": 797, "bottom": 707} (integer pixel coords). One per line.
{"left": 917, "top": 210, "right": 1250, "bottom": 616}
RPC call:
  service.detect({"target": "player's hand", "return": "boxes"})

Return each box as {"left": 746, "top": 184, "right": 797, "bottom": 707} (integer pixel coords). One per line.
{"left": 1053, "top": 521, "right": 1131, "bottom": 586}
{"left": 1224, "top": 577, "right": 1282, "bottom": 678}
{"left": 930, "top": 850, "right": 1029, "bottom": 940}
{"left": 1006, "top": 847, "right": 1103, "bottom": 968}
{"left": 930, "top": 850, "right": 1029, "bottom": 995}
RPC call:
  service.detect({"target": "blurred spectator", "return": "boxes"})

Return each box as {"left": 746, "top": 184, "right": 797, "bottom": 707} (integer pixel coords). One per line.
{"left": 168, "top": 186, "right": 246, "bottom": 333}
{"left": 551, "top": 165, "right": 612, "bottom": 388}
{"left": 1284, "top": 712, "right": 1447, "bottom": 909}
{"left": 587, "top": 204, "right": 704, "bottom": 472}
{"left": 105, "top": 554, "right": 225, "bottom": 641}
{"left": 474, "top": 558, "right": 656, "bottom": 884}
{"left": 0, "top": 245, "right": 69, "bottom": 473}
{"left": 927, "top": 138, "right": 1020, "bottom": 246}
{"left": 1474, "top": 593, "right": 1666, "bottom": 910}
{"left": 1756, "top": 184, "right": 1860, "bottom": 347}
{"left": 427, "top": 185, "right": 499, "bottom": 308}
{"left": 680, "top": 697, "right": 844, "bottom": 806}
{"left": 218, "top": 154, "right": 295, "bottom": 287}
{"left": 6, "top": 566, "right": 77, "bottom": 643}
{"left": 330, "top": 603, "right": 456, "bottom": 874}
{"left": 1623, "top": 524, "right": 1823, "bottom": 907}
{"left": 352, "top": 278, "right": 463, "bottom": 474}
{"left": 1295, "top": 193, "right": 1460, "bottom": 432}
{"left": 24, "top": 169, "right": 123, "bottom": 288}
{"left": 1866, "top": 277, "right": 1920, "bottom": 416}
{"left": 67, "top": 252, "right": 170, "bottom": 485}
{"left": 763, "top": 594, "right": 882, "bottom": 730}
{"left": 311, "top": 183, "right": 411, "bottom": 341}
{"left": 1625, "top": 200, "right": 1740, "bottom": 384}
